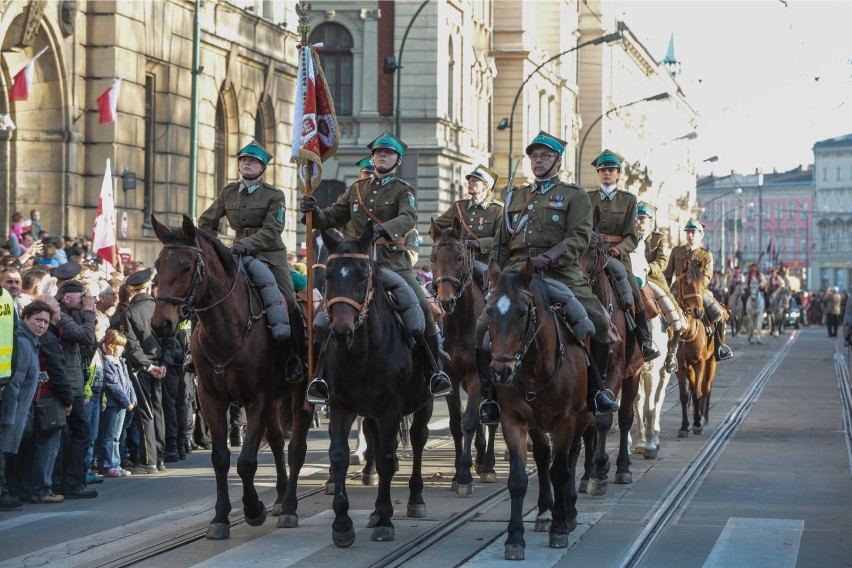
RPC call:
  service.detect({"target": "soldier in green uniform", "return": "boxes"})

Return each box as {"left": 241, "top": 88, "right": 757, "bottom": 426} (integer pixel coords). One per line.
{"left": 300, "top": 131, "right": 453, "bottom": 400}
{"left": 587, "top": 150, "right": 660, "bottom": 362}
{"left": 637, "top": 202, "right": 683, "bottom": 373}
{"left": 356, "top": 156, "right": 376, "bottom": 180}
{"left": 433, "top": 164, "right": 503, "bottom": 265}
{"left": 664, "top": 218, "right": 733, "bottom": 360}
{"left": 197, "top": 139, "right": 306, "bottom": 378}
{"left": 474, "top": 131, "right": 619, "bottom": 425}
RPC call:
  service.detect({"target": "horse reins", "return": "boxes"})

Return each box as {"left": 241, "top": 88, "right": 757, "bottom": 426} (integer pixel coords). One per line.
{"left": 324, "top": 252, "right": 374, "bottom": 329}
{"left": 429, "top": 240, "right": 474, "bottom": 302}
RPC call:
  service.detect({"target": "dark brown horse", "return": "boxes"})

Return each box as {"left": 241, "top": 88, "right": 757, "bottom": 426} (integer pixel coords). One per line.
{"left": 486, "top": 260, "right": 590, "bottom": 561}
{"left": 428, "top": 218, "right": 496, "bottom": 495}
{"left": 579, "top": 231, "right": 643, "bottom": 496}
{"left": 150, "top": 215, "right": 313, "bottom": 539}
{"left": 672, "top": 258, "right": 718, "bottom": 437}
{"left": 320, "top": 224, "right": 433, "bottom": 547}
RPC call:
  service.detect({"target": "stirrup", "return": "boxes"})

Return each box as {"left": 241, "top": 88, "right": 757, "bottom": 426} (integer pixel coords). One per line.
{"left": 641, "top": 341, "right": 661, "bottom": 361}
{"left": 429, "top": 371, "right": 453, "bottom": 398}
{"left": 717, "top": 345, "right": 733, "bottom": 361}
{"left": 664, "top": 351, "right": 678, "bottom": 374}
{"left": 594, "top": 389, "right": 619, "bottom": 414}
{"left": 478, "top": 400, "right": 500, "bottom": 425}
{"left": 306, "top": 378, "right": 329, "bottom": 404}
{"left": 285, "top": 356, "right": 305, "bottom": 383}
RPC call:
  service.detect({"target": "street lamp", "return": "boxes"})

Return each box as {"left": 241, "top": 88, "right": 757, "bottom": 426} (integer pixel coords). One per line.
{"left": 576, "top": 92, "right": 671, "bottom": 186}
{"left": 391, "top": 0, "right": 430, "bottom": 138}
{"left": 699, "top": 187, "right": 742, "bottom": 271}
{"left": 506, "top": 31, "right": 623, "bottom": 176}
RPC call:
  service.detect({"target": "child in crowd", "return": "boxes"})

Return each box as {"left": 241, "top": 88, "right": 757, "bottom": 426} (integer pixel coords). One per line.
{"left": 99, "top": 330, "right": 136, "bottom": 478}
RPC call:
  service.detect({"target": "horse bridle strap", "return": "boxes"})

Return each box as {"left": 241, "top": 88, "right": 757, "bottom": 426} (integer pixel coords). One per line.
{"left": 429, "top": 242, "right": 474, "bottom": 301}
{"left": 325, "top": 252, "right": 374, "bottom": 328}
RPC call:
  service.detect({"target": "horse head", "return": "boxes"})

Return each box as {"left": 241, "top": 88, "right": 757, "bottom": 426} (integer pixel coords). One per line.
{"left": 676, "top": 259, "right": 706, "bottom": 319}
{"left": 321, "top": 222, "right": 377, "bottom": 349}
{"left": 486, "top": 259, "right": 542, "bottom": 385}
{"left": 428, "top": 217, "right": 473, "bottom": 314}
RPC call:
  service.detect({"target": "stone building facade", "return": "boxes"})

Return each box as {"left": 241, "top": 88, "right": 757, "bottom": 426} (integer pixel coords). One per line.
{"left": 812, "top": 133, "right": 852, "bottom": 291}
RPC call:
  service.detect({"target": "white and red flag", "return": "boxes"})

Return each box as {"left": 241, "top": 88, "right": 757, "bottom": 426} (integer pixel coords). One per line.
{"left": 290, "top": 43, "right": 339, "bottom": 191}
{"left": 92, "top": 159, "right": 117, "bottom": 268}
{"left": 96, "top": 75, "right": 126, "bottom": 123}
{"left": 10, "top": 47, "right": 48, "bottom": 102}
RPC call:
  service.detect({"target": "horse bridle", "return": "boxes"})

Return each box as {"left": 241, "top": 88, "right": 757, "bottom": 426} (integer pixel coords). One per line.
{"left": 324, "top": 252, "right": 374, "bottom": 329}
{"left": 155, "top": 243, "right": 244, "bottom": 319}
{"left": 676, "top": 276, "right": 705, "bottom": 319}
{"left": 583, "top": 234, "right": 615, "bottom": 314}
{"left": 428, "top": 240, "right": 474, "bottom": 301}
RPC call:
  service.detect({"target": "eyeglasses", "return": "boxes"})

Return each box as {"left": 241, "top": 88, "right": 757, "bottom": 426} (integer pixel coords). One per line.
{"left": 529, "top": 152, "right": 557, "bottom": 161}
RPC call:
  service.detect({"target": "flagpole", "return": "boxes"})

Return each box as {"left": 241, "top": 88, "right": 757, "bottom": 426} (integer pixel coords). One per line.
{"left": 297, "top": 1, "right": 316, "bottom": 384}
{"left": 74, "top": 72, "right": 129, "bottom": 124}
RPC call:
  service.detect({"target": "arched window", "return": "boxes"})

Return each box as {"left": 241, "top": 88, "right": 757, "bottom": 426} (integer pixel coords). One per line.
{"left": 309, "top": 23, "right": 353, "bottom": 116}
{"left": 255, "top": 104, "right": 265, "bottom": 147}
{"left": 447, "top": 38, "right": 455, "bottom": 120}
{"left": 215, "top": 96, "right": 227, "bottom": 192}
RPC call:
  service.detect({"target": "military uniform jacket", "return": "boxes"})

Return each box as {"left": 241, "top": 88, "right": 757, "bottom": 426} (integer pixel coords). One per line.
{"left": 433, "top": 198, "right": 503, "bottom": 264}
{"left": 664, "top": 244, "right": 713, "bottom": 288}
{"left": 494, "top": 176, "right": 591, "bottom": 288}
{"left": 643, "top": 231, "right": 670, "bottom": 287}
{"left": 121, "top": 293, "right": 163, "bottom": 373}
{"left": 587, "top": 189, "right": 639, "bottom": 273}
{"left": 198, "top": 180, "right": 289, "bottom": 267}
{"left": 313, "top": 174, "right": 417, "bottom": 273}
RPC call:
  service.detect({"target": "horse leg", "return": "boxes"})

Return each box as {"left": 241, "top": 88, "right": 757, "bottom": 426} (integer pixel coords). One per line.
{"left": 329, "top": 406, "right": 357, "bottom": 548}
{"left": 370, "top": 414, "right": 402, "bottom": 542}
{"left": 692, "top": 360, "right": 705, "bottom": 435}
{"left": 349, "top": 416, "right": 366, "bottom": 465}
{"left": 579, "top": 422, "right": 595, "bottom": 493}
{"left": 587, "top": 412, "right": 613, "bottom": 496}
{"left": 483, "top": 422, "right": 497, "bottom": 481}
{"left": 277, "top": 388, "right": 312, "bottom": 528}
{"left": 547, "top": 426, "right": 577, "bottom": 549}
{"left": 445, "top": 391, "right": 469, "bottom": 494}
{"left": 615, "top": 381, "right": 637, "bottom": 484}
{"left": 237, "top": 400, "right": 267, "bottom": 527}
{"left": 530, "top": 429, "right": 553, "bottom": 533}
{"left": 677, "top": 369, "right": 691, "bottom": 438}
{"left": 268, "top": 398, "right": 289, "bottom": 517}
{"left": 362, "top": 418, "right": 379, "bottom": 487}
{"left": 649, "top": 365, "right": 670, "bottom": 457}
{"left": 200, "top": 390, "right": 232, "bottom": 540}
{"left": 406, "top": 400, "right": 432, "bottom": 519}
{"left": 502, "top": 418, "right": 529, "bottom": 561}
{"left": 634, "top": 365, "right": 650, "bottom": 455}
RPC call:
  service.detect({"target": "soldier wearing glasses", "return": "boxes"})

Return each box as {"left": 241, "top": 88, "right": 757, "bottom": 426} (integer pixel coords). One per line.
{"left": 474, "top": 131, "right": 619, "bottom": 425}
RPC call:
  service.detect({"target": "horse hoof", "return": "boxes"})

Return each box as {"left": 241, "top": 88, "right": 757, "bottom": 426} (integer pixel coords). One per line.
{"left": 534, "top": 518, "right": 552, "bottom": 532}
{"left": 450, "top": 480, "right": 457, "bottom": 491}
{"left": 578, "top": 479, "right": 589, "bottom": 493}
{"left": 677, "top": 429, "right": 689, "bottom": 439}
{"left": 480, "top": 472, "right": 497, "bottom": 483}
{"left": 362, "top": 473, "right": 378, "bottom": 486}
{"left": 693, "top": 426, "right": 704, "bottom": 436}
{"left": 368, "top": 514, "right": 379, "bottom": 528}
{"left": 271, "top": 503, "right": 283, "bottom": 516}
{"left": 407, "top": 503, "right": 427, "bottom": 518}
{"left": 205, "top": 523, "right": 230, "bottom": 540}
{"left": 644, "top": 447, "right": 658, "bottom": 460}
{"left": 371, "top": 526, "right": 395, "bottom": 542}
{"left": 325, "top": 482, "right": 335, "bottom": 495}
{"left": 349, "top": 454, "right": 363, "bottom": 466}
{"left": 633, "top": 445, "right": 644, "bottom": 455}
{"left": 587, "top": 479, "right": 607, "bottom": 496}
{"left": 549, "top": 533, "right": 569, "bottom": 548}
{"left": 505, "top": 544, "right": 525, "bottom": 561}
{"left": 333, "top": 526, "right": 356, "bottom": 548}
{"left": 455, "top": 483, "right": 473, "bottom": 496}
{"left": 614, "top": 472, "right": 633, "bottom": 485}
{"left": 277, "top": 514, "right": 299, "bottom": 528}
{"left": 245, "top": 502, "right": 267, "bottom": 527}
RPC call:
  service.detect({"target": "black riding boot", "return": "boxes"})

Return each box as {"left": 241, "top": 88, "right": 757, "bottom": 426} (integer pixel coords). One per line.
{"left": 285, "top": 308, "right": 306, "bottom": 383}
{"left": 664, "top": 329, "right": 682, "bottom": 374}
{"left": 476, "top": 348, "right": 500, "bottom": 425}
{"left": 633, "top": 308, "right": 661, "bottom": 361}
{"left": 425, "top": 334, "right": 453, "bottom": 397}
{"left": 589, "top": 341, "right": 619, "bottom": 414}
{"left": 714, "top": 321, "right": 733, "bottom": 361}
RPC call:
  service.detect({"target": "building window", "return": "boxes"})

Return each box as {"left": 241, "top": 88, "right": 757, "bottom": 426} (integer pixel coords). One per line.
{"left": 776, "top": 202, "right": 783, "bottom": 219}
{"left": 254, "top": 105, "right": 265, "bottom": 147}
{"left": 787, "top": 203, "right": 794, "bottom": 219}
{"left": 823, "top": 168, "right": 828, "bottom": 182}
{"left": 215, "top": 97, "right": 226, "bottom": 193}
{"left": 447, "top": 38, "right": 455, "bottom": 120}
{"left": 309, "top": 23, "right": 353, "bottom": 116}
{"left": 837, "top": 166, "right": 843, "bottom": 181}
{"left": 786, "top": 230, "right": 794, "bottom": 253}
{"left": 801, "top": 202, "right": 808, "bottom": 219}
{"left": 143, "top": 75, "right": 155, "bottom": 227}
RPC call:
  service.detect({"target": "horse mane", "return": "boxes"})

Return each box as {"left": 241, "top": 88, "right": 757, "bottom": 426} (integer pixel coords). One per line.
{"left": 497, "top": 268, "right": 548, "bottom": 306}
{"left": 683, "top": 261, "right": 705, "bottom": 289}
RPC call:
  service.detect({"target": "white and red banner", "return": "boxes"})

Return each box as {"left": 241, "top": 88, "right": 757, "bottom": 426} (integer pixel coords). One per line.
{"left": 10, "top": 47, "right": 48, "bottom": 102}
{"left": 96, "top": 77, "right": 124, "bottom": 123}
{"left": 291, "top": 43, "right": 339, "bottom": 191}
{"left": 92, "top": 159, "right": 117, "bottom": 269}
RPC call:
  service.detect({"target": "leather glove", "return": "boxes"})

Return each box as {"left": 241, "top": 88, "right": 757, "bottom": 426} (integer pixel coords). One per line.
{"left": 372, "top": 223, "right": 390, "bottom": 243}
{"left": 231, "top": 242, "right": 248, "bottom": 256}
{"left": 466, "top": 239, "right": 481, "bottom": 251}
{"left": 531, "top": 254, "right": 550, "bottom": 271}
{"left": 607, "top": 247, "right": 621, "bottom": 258}
{"left": 300, "top": 195, "right": 318, "bottom": 214}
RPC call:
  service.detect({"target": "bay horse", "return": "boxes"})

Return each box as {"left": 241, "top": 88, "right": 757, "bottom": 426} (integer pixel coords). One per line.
{"left": 672, "top": 258, "right": 717, "bottom": 437}
{"left": 486, "top": 260, "right": 590, "bottom": 561}
{"left": 320, "top": 224, "right": 433, "bottom": 547}
{"left": 150, "top": 215, "right": 313, "bottom": 539}
{"left": 428, "top": 217, "right": 496, "bottom": 495}
{"left": 578, "top": 231, "right": 643, "bottom": 495}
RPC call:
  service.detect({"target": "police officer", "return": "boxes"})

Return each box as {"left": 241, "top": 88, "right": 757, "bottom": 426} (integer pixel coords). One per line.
{"left": 198, "top": 140, "right": 306, "bottom": 381}
{"left": 637, "top": 202, "right": 682, "bottom": 373}
{"left": 588, "top": 151, "right": 660, "bottom": 362}
{"left": 664, "top": 219, "right": 733, "bottom": 360}
{"left": 300, "top": 131, "right": 452, "bottom": 400}
{"left": 53, "top": 262, "right": 83, "bottom": 285}
{"left": 433, "top": 164, "right": 503, "bottom": 265}
{"left": 475, "top": 131, "right": 619, "bottom": 425}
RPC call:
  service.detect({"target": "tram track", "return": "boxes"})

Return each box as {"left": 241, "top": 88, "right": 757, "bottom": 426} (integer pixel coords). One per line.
{"left": 832, "top": 339, "right": 852, "bottom": 476}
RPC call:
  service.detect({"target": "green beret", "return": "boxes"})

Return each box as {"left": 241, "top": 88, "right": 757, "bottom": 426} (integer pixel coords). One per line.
{"left": 637, "top": 201, "right": 657, "bottom": 218}
{"left": 356, "top": 157, "right": 376, "bottom": 172}
{"left": 368, "top": 131, "right": 408, "bottom": 157}
{"left": 290, "top": 270, "right": 307, "bottom": 292}
{"left": 525, "top": 130, "right": 567, "bottom": 156}
{"left": 236, "top": 139, "right": 273, "bottom": 165}
{"left": 684, "top": 218, "right": 704, "bottom": 231}
{"left": 592, "top": 149, "right": 623, "bottom": 169}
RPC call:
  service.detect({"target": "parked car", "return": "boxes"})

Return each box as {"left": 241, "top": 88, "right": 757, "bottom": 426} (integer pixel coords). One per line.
{"left": 785, "top": 297, "right": 801, "bottom": 329}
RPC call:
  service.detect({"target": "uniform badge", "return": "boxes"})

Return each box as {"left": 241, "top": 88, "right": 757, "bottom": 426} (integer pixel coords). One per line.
{"left": 381, "top": 176, "right": 395, "bottom": 186}
{"left": 552, "top": 215, "right": 559, "bottom": 222}
{"left": 408, "top": 193, "right": 416, "bottom": 208}
{"left": 277, "top": 201, "right": 286, "bottom": 222}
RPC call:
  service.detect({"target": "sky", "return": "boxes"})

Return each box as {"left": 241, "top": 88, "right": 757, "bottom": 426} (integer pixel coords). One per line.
{"left": 614, "top": 0, "right": 852, "bottom": 177}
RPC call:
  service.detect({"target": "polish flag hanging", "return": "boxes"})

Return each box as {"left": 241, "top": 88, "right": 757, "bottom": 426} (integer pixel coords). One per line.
{"left": 96, "top": 76, "right": 124, "bottom": 124}
{"left": 92, "top": 159, "right": 117, "bottom": 267}
{"left": 10, "top": 47, "right": 48, "bottom": 102}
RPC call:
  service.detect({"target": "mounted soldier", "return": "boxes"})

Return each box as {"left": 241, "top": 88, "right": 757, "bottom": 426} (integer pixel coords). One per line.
{"left": 300, "top": 131, "right": 453, "bottom": 401}
{"left": 664, "top": 218, "right": 733, "bottom": 361}
{"left": 475, "top": 131, "right": 619, "bottom": 425}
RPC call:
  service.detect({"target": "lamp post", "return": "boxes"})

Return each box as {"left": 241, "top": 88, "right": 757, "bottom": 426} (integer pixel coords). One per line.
{"left": 698, "top": 187, "right": 742, "bottom": 271}
{"left": 756, "top": 172, "right": 764, "bottom": 270}
{"left": 506, "top": 31, "right": 623, "bottom": 176}
{"left": 576, "top": 92, "right": 671, "bottom": 186}
{"left": 393, "top": 0, "right": 430, "bottom": 138}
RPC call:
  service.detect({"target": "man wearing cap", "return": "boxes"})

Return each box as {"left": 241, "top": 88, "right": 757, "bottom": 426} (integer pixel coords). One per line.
{"left": 474, "top": 131, "right": 619, "bottom": 424}
{"left": 117, "top": 268, "right": 167, "bottom": 474}
{"left": 637, "top": 201, "right": 683, "bottom": 373}
{"left": 588, "top": 150, "right": 661, "bottom": 363}
{"left": 664, "top": 219, "right": 733, "bottom": 360}
{"left": 356, "top": 156, "right": 376, "bottom": 180}
{"left": 433, "top": 164, "right": 504, "bottom": 265}
{"left": 300, "top": 130, "right": 452, "bottom": 401}
{"left": 198, "top": 139, "right": 306, "bottom": 382}
{"left": 53, "top": 261, "right": 83, "bottom": 285}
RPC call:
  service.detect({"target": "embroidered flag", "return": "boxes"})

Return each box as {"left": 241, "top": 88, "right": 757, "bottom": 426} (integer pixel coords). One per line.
{"left": 92, "top": 159, "right": 117, "bottom": 268}
{"left": 291, "top": 43, "right": 339, "bottom": 191}
{"left": 10, "top": 47, "right": 49, "bottom": 102}
{"left": 96, "top": 77, "right": 124, "bottom": 123}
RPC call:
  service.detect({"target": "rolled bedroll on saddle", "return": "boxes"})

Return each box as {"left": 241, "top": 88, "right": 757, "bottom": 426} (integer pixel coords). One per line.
{"left": 647, "top": 281, "right": 686, "bottom": 331}
{"left": 241, "top": 256, "right": 290, "bottom": 342}
{"left": 603, "top": 259, "right": 634, "bottom": 309}
{"left": 544, "top": 278, "right": 595, "bottom": 340}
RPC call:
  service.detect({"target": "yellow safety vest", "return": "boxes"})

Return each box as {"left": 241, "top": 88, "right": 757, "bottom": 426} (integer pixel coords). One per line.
{"left": 0, "top": 289, "right": 15, "bottom": 379}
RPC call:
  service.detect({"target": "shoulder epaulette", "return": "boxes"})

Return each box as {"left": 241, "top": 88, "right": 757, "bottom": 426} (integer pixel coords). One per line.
{"left": 490, "top": 199, "right": 504, "bottom": 207}
{"left": 396, "top": 178, "right": 412, "bottom": 188}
